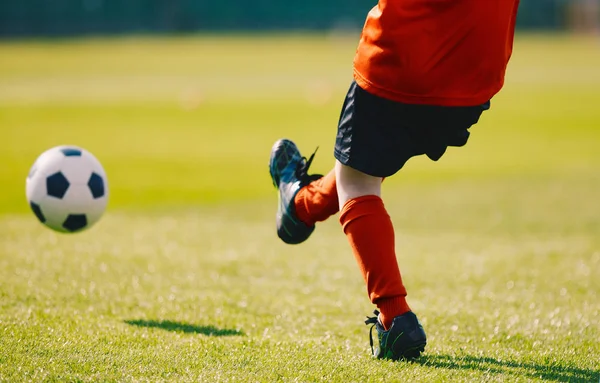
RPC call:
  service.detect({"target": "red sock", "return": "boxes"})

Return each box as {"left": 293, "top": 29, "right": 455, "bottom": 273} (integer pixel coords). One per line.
{"left": 294, "top": 170, "right": 339, "bottom": 226}
{"left": 340, "top": 195, "right": 411, "bottom": 330}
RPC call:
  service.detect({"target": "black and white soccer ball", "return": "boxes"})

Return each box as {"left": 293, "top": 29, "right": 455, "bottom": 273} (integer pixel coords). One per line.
{"left": 26, "top": 146, "right": 108, "bottom": 233}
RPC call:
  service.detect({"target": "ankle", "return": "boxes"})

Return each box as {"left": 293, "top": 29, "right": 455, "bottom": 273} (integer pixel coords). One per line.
{"left": 294, "top": 187, "right": 314, "bottom": 226}
{"left": 378, "top": 296, "right": 411, "bottom": 330}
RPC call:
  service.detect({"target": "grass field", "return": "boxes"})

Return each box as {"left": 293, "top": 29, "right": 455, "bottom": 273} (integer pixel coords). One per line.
{"left": 1, "top": 34, "right": 599, "bottom": 382}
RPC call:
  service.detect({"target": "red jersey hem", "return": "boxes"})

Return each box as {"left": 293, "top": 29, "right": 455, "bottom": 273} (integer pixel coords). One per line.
{"left": 353, "top": 69, "right": 498, "bottom": 107}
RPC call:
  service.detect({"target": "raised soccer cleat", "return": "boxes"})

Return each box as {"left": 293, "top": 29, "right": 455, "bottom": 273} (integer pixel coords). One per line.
{"left": 269, "top": 139, "right": 322, "bottom": 245}
{"left": 365, "top": 310, "right": 427, "bottom": 361}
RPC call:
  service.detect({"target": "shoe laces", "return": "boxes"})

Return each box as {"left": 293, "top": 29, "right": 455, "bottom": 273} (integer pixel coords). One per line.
{"left": 295, "top": 146, "right": 321, "bottom": 184}
{"left": 365, "top": 310, "right": 381, "bottom": 356}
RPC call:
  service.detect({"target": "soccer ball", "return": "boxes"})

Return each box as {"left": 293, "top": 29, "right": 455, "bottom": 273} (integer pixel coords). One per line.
{"left": 26, "top": 146, "right": 109, "bottom": 233}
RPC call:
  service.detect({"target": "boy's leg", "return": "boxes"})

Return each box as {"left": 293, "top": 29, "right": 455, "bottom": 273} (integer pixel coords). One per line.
{"left": 336, "top": 160, "right": 426, "bottom": 360}
{"left": 335, "top": 160, "right": 410, "bottom": 328}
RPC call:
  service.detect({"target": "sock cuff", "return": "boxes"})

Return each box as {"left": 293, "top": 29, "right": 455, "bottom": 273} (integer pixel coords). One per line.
{"left": 339, "top": 195, "right": 385, "bottom": 229}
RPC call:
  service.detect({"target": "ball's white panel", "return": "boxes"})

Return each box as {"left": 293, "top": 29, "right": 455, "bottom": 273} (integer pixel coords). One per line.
{"left": 84, "top": 194, "right": 108, "bottom": 228}
{"left": 39, "top": 195, "right": 70, "bottom": 233}
{"left": 62, "top": 184, "right": 93, "bottom": 212}
{"left": 46, "top": 184, "right": 106, "bottom": 232}
{"left": 31, "top": 147, "right": 66, "bottom": 177}
{"left": 26, "top": 167, "right": 47, "bottom": 203}
{"left": 81, "top": 148, "right": 107, "bottom": 178}
{"left": 60, "top": 156, "right": 93, "bottom": 185}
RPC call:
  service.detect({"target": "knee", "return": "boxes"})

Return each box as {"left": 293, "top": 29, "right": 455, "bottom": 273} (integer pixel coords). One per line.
{"left": 335, "top": 161, "right": 382, "bottom": 209}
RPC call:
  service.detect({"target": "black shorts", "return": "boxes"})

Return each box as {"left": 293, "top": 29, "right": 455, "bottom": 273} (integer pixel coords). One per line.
{"left": 334, "top": 81, "right": 490, "bottom": 177}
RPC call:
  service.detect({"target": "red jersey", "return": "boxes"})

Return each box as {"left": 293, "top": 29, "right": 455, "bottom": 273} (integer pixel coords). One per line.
{"left": 353, "top": 0, "right": 520, "bottom": 106}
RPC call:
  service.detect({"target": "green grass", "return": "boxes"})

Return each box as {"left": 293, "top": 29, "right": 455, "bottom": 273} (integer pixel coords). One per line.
{"left": 1, "top": 33, "right": 599, "bottom": 382}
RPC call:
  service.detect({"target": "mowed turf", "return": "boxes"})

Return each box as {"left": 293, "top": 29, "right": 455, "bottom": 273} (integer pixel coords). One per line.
{"left": 0, "top": 34, "right": 599, "bottom": 382}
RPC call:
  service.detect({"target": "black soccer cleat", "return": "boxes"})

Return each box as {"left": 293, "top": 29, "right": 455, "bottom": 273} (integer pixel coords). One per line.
{"left": 365, "top": 310, "right": 427, "bottom": 361}
{"left": 269, "top": 139, "right": 322, "bottom": 244}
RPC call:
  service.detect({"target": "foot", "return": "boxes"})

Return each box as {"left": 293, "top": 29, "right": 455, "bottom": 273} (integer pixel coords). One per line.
{"left": 269, "top": 139, "right": 321, "bottom": 245}
{"left": 365, "top": 310, "right": 427, "bottom": 360}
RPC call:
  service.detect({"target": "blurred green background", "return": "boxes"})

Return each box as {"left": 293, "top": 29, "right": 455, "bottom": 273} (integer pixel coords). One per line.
{"left": 2, "top": 2, "right": 599, "bottom": 213}
{"left": 2, "top": 33, "right": 599, "bottom": 214}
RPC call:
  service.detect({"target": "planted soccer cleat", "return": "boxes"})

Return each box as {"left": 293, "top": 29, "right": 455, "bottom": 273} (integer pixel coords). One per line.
{"left": 365, "top": 310, "right": 427, "bottom": 361}
{"left": 269, "top": 139, "right": 322, "bottom": 244}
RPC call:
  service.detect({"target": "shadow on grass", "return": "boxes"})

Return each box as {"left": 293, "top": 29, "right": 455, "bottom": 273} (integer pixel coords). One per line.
{"left": 124, "top": 319, "right": 244, "bottom": 336}
{"left": 414, "top": 354, "right": 598, "bottom": 383}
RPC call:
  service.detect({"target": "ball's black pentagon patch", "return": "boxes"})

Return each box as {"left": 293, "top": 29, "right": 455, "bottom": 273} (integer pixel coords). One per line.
{"left": 87, "top": 173, "right": 105, "bottom": 198}
{"left": 46, "top": 172, "right": 70, "bottom": 198}
{"left": 63, "top": 214, "right": 87, "bottom": 232}
{"left": 29, "top": 201, "right": 46, "bottom": 223}
{"left": 60, "top": 148, "right": 82, "bottom": 157}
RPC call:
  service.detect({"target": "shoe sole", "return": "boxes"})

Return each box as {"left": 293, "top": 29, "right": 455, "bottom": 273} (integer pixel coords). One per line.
{"left": 395, "top": 343, "right": 426, "bottom": 361}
